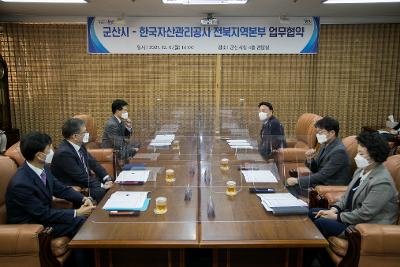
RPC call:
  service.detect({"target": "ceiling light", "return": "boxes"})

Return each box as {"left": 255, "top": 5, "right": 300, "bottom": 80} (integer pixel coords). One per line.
{"left": 162, "top": 0, "right": 247, "bottom": 5}
{"left": 322, "top": 0, "right": 400, "bottom": 3}
{"left": 1, "top": 0, "right": 88, "bottom": 3}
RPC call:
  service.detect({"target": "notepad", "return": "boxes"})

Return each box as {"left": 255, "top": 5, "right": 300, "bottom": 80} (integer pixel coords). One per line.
{"left": 103, "top": 191, "right": 150, "bottom": 211}
{"left": 115, "top": 170, "right": 150, "bottom": 183}
{"left": 241, "top": 170, "right": 278, "bottom": 183}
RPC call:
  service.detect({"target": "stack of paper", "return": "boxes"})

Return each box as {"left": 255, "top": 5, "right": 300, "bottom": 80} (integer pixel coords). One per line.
{"left": 257, "top": 193, "right": 308, "bottom": 215}
{"left": 227, "top": 139, "right": 254, "bottom": 149}
{"left": 103, "top": 191, "right": 150, "bottom": 211}
{"left": 149, "top": 134, "right": 175, "bottom": 146}
{"left": 241, "top": 170, "right": 278, "bottom": 183}
{"left": 115, "top": 170, "right": 150, "bottom": 184}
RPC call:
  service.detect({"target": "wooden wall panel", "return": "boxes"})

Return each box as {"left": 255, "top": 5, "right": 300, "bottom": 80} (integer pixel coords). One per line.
{"left": 0, "top": 23, "right": 399, "bottom": 144}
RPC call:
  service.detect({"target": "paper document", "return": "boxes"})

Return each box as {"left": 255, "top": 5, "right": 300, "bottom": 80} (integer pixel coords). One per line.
{"left": 257, "top": 193, "right": 307, "bottom": 207}
{"left": 115, "top": 170, "right": 150, "bottom": 183}
{"left": 257, "top": 193, "right": 308, "bottom": 215}
{"left": 227, "top": 140, "right": 251, "bottom": 145}
{"left": 241, "top": 170, "right": 277, "bottom": 183}
{"left": 230, "top": 145, "right": 254, "bottom": 149}
{"left": 149, "top": 134, "right": 175, "bottom": 146}
{"left": 227, "top": 139, "right": 255, "bottom": 149}
{"left": 103, "top": 191, "right": 149, "bottom": 211}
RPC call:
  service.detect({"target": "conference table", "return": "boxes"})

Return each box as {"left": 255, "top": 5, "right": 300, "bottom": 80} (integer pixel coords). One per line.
{"left": 70, "top": 134, "right": 327, "bottom": 267}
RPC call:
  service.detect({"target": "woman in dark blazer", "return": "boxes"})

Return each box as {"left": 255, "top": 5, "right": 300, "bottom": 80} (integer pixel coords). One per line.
{"left": 309, "top": 131, "right": 399, "bottom": 237}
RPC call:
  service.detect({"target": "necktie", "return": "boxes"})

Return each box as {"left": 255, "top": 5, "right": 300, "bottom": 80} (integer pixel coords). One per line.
{"left": 78, "top": 148, "right": 89, "bottom": 175}
{"left": 40, "top": 170, "right": 47, "bottom": 186}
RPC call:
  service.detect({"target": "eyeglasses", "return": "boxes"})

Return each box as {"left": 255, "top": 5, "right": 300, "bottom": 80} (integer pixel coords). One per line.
{"left": 75, "top": 131, "right": 88, "bottom": 135}
{"left": 316, "top": 130, "right": 329, "bottom": 135}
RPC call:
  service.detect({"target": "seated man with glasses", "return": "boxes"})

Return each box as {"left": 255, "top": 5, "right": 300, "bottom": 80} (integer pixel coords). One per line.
{"left": 51, "top": 118, "right": 113, "bottom": 203}
{"left": 286, "top": 116, "right": 352, "bottom": 197}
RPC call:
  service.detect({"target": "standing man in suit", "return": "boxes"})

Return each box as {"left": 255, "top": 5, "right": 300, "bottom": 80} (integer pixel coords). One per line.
{"left": 51, "top": 118, "right": 113, "bottom": 203}
{"left": 102, "top": 99, "right": 139, "bottom": 161}
{"left": 286, "top": 116, "right": 352, "bottom": 197}
{"left": 6, "top": 132, "right": 95, "bottom": 238}
{"left": 258, "top": 101, "right": 287, "bottom": 160}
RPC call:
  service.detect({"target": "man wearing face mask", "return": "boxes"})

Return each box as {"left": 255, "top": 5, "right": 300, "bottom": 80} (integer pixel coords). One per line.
{"left": 258, "top": 101, "right": 287, "bottom": 160}
{"left": 6, "top": 132, "right": 95, "bottom": 238}
{"left": 286, "top": 116, "right": 351, "bottom": 197}
{"left": 102, "top": 99, "right": 139, "bottom": 160}
{"left": 51, "top": 118, "right": 113, "bottom": 203}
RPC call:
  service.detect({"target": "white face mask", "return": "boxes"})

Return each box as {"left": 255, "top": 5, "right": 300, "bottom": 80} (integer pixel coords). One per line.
{"left": 82, "top": 132, "right": 90, "bottom": 143}
{"left": 121, "top": 112, "right": 129, "bottom": 120}
{"left": 316, "top": 133, "right": 328, "bottom": 144}
{"left": 259, "top": 112, "right": 268, "bottom": 121}
{"left": 45, "top": 149, "right": 54, "bottom": 164}
{"left": 354, "top": 153, "right": 370, "bottom": 169}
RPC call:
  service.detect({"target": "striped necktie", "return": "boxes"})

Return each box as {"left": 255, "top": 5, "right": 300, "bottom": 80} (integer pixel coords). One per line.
{"left": 78, "top": 148, "right": 89, "bottom": 175}
{"left": 40, "top": 170, "right": 47, "bottom": 186}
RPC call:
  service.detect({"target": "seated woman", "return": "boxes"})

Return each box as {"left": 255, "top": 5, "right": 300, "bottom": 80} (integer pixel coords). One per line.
{"left": 309, "top": 130, "right": 399, "bottom": 237}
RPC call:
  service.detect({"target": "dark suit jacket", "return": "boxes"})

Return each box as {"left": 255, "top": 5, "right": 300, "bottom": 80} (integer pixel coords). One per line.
{"left": 102, "top": 116, "right": 131, "bottom": 150}
{"left": 298, "top": 137, "right": 351, "bottom": 187}
{"left": 259, "top": 115, "right": 287, "bottom": 159}
{"left": 51, "top": 140, "right": 108, "bottom": 187}
{"left": 6, "top": 163, "right": 83, "bottom": 226}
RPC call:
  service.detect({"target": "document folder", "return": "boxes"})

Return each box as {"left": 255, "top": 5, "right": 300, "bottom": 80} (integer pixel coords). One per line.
{"left": 270, "top": 206, "right": 309, "bottom": 216}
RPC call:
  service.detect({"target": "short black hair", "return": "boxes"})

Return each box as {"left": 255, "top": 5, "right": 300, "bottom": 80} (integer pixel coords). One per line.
{"left": 62, "top": 118, "right": 85, "bottom": 139}
{"left": 315, "top": 116, "right": 340, "bottom": 136}
{"left": 20, "top": 132, "right": 52, "bottom": 161}
{"left": 258, "top": 101, "right": 273, "bottom": 111}
{"left": 112, "top": 99, "right": 128, "bottom": 114}
{"left": 357, "top": 131, "right": 389, "bottom": 163}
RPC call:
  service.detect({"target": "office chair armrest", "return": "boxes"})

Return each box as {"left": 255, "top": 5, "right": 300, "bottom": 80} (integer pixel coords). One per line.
{"left": 285, "top": 138, "right": 297, "bottom": 148}
{"left": 315, "top": 185, "right": 348, "bottom": 195}
{"left": 355, "top": 224, "right": 400, "bottom": 255}
{"left": 276, "top": 148, "right": 307, "bottom": 162}
{"left": 0, "top": 224, "right": 44, "bottom": 254}
{"left": 308, "top": 186, "right": 347, "bottom": 208}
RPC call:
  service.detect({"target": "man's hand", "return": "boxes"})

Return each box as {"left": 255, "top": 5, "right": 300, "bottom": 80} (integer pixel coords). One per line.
{"left": 103, "top": 181, "right": 113, "bottom": 190}
{"left": 82, "top": 196, "right": 93, "bottom": 207}
{"left": 124, "top": 118, "right": 132, "bottom": 129}
{"left": 76, "top": 204, "right": 95, "bottom": 217}
{"left": 305, "top": 148, "right": 317, "bottom": 161}
{"left": 286, "top": 177, "right": 298, "bottom": 186}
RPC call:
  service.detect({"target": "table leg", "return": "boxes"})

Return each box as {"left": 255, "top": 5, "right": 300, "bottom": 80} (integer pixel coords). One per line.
{"left": 94, "top": 248, "right": 101, "bottom": 267}
{"left": 296, "top": 248, "right": 303, "bottom": 267}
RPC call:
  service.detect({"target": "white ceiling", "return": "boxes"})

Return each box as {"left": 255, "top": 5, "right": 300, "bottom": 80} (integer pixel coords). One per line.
{"left": 0, "top": 0, "right": 399, "bottom": 23}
